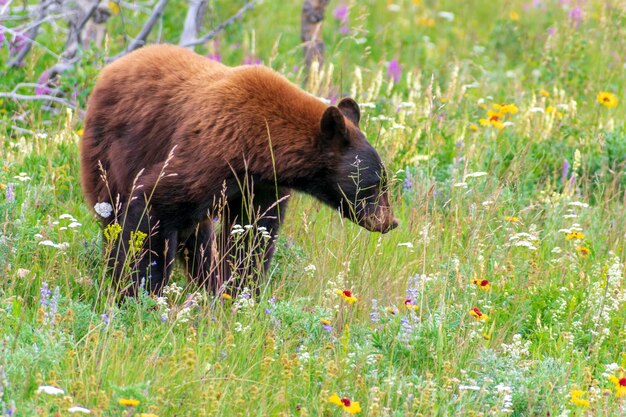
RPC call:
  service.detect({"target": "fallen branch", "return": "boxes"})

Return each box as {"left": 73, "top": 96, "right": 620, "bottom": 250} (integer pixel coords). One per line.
{"left": 0, "top": 91, "right": 75, "bottom": 109}
{"left": 181, "top": 0, "right": 255, "bottom": 48}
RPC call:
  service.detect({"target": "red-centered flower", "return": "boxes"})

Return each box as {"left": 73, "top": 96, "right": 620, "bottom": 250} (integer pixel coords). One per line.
{"left": 329, "top": 393, "right": 361, "bottom": 414}
{"left": 469, "top": 307, "right": 489, "bottom": 321}
{"left": 471, "top": 279, "right": 491, "bottom": 290}
{"left": 336, "top": 289, "right": 358, "bottom": 304}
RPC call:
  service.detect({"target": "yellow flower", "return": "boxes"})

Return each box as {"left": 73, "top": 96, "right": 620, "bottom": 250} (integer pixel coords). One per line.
{"left": 566, "top": 231, "right": 584, "bottom": 240}
{"left": 608, "top": 371, "right": 626, "bottom": 398}
{"left": 469, "top": 123, "right": 479, "bottom": 131}
{"left": 546, "top": 106, "right": 563, "bottom": 118}
{"left": 539, "top": 89, "right": 550, "bottom": 97}
{"left": 492, "top": 103, "right": 518, "bottom": 115}
{"left": 138, "top": 414, "right": 159, "bottom": 417}
{"left": 471, "top": 279, "right": 491, "bottom": 291}
{"left": 570, "top": 389, "right": 590, "bottom": 407}
{"left": 469, "top": 307, "right": 489, "bottom": 321}
{"left": 108, "top": 1, "right": 120, "bottom": 14}
{"left": 336, "top": 289, "right": 358, "bottom": 304}
{"left": 412, "top": 0, "right": 421, "bottom": 4}
{"left": 416, "top": 16, "right": 435, "bottom": 27}
{"left": 221, "top": 293, "right": 232, "bottom": 300}
{"left": 320, "top": 319, "right": 331, "bottom": 325}
{"left": 576, "top": 245, "right": 590, "bottom": 257}
{"left": 597, "top": 91, "right": 618, "bottom": 108}
{"left": 119, "top": 398, "right": 140, "bottom": 407}
{"left": 509, "top": 11, "right": 520, "bottom": 21}
{"left": 505, "top": 216, "right": 518, "bottom": 223}
{"left": 480, "top": 110, "right": 505, "bottom": 130}
{"left": 329, "top": 393, "right": 362, "bottom": 414}
{"left": 76, "top": 128, "right": 84, "bottom": 137}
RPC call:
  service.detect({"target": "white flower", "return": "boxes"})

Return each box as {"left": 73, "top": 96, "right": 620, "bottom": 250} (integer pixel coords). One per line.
{"left": 59, "top": 214, "right": 75, "bottom": 220}
{"left": 68, "top": 406, "right": 91, "bottom": 414}
{"left": 454, "top": 182, "right": 468, "bottom": 188}
{"left": 529, "top": 107, "right": 545, "bottom": 113}
{"left": 387, "top": 4, "right": 401, "bottom": 11}
{"left": 304, "top": 264, "right": 316, "bottom": 272}
{"left": 14, "top": 172, "right": 31, "bottom": 182}
{"left": 397, "top": 242, "right": 414, "bottom": 248}
{"left": 93, "top": 202, "right": 113, "bottom": 218}
{"left": 568, "top": 201, "right": 589, "bottom": 208}
{"left": 37, "top": 385, "right": 65, "bottom": 395}
{"left": 438, "top": 11, "right": 455, "bottom": 21}
{"left": 68, "top": 222, "right": 82, "bottom": 228}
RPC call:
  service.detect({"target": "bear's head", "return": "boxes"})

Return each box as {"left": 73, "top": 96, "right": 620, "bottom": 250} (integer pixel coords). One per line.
{"left": 312, "top": 98, "right": 398, "bottom": 234}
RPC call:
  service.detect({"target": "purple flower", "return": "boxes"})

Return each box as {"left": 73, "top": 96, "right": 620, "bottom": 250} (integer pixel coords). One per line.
{"left": 5, "top": 183, "right": 15, "bottom": 203}
{"left": 339, "top": 26, "right": 350, "bottom": 36}
{"left": 547, "top": 27, "right": 556, "bottom": 36}
{"left": 388, "top": 59, "right": 402, "bottom": 83}
{"left": 370, "top": 299, "right": 380, "bottom": 324}
{"left": 9, "top": 32, "right": 26, "bottom": 57}
{"left": 264, "top": 308, "right": 271, "bottom": 315}
{"left": 568, "top": 7, "right": 582, "bottom": 26}
{"left": 403, "top": 167, "right": 413, "bottom": 192}
{"left": 49, "top": 287, "right": 60, "bottom": 325}
{"left": 243, "top": 55, "right": 261, "bottom": 65}
{"left": 322, "top": 323, "right": 332, "bottom": 333}
{"left": 35, "top": 71, "right": 51, "bottom": 96}
{"left": 161, "top": 314, "right": 167, "bottom": 323}
{"left": 406, "top": 274, "right": 420, "bottom": 303}
{"left": 40, "top": 282, "right": 51, "bottom": 307}
{"left": 561, "top": 159, "right": 570, "bottom": 182}
{"left": 101, "top": 313, "right": 110, "bottom": 325}
{"left": 207, "top": 53, "right": 221, "bottom": 62}
{"left": 333, "top": 5, "right": 349, "bottom": 23}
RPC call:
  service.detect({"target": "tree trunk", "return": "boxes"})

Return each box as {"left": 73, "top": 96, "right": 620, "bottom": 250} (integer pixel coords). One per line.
{"left": 301, "top": 0, "right": 329, "bottom": 74}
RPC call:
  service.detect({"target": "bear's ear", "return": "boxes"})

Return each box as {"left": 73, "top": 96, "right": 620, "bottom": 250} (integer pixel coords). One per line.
{"left": 320, "top": 106, "right": 348, "bottom": 140}
{"left": 337, "top": 97, "right": 361, "bottom": 125}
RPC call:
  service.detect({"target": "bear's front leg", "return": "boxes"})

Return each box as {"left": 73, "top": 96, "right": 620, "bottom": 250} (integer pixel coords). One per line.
{"left": 218, "top": 186, "right": 290, "bottom": 295}
{"left": 106, "top": 200, "right": 177, "bottom": 296}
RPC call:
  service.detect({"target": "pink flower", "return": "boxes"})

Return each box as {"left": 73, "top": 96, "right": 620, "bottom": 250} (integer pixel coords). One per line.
{"left": 388, "top": 59, "right": 402, "bottom": 83}
{"left": 333, "top": 5, "right": 349, "bottom": 23}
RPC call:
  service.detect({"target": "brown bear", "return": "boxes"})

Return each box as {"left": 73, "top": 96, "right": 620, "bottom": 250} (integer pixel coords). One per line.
{"left": 81, "top": 44, "right": 397, "bottom": 295}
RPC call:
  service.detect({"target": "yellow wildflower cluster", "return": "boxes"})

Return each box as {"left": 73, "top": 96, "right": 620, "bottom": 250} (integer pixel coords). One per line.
{"left": 570, "top": 389, "right": 590, "bottom": 407}
{"left": 479, "top": 103, "right": 518, "bottom": 130}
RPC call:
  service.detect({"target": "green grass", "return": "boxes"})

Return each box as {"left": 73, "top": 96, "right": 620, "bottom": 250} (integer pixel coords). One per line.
{"left": 1, "top": 0, "right": 626, "bottom": 416}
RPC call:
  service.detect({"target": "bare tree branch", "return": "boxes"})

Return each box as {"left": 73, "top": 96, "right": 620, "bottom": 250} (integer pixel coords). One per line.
{"left": 0, "top": 91, "right": 75, "bottom": 109}
{"left": 124, "top": 0, "right": 168, "bottom": 52}
{"left": 179, "top": 0, "right": 207, "bottom": 47}
{"left": 301, "top": 0, "right": 329, "bottom": 74}
{"left": 181, "top": 0, "right": 255, "bottom": 48}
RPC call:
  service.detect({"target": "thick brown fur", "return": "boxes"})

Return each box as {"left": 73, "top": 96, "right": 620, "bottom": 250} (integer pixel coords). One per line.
{"left": 81, "top": 44, "right": 396, "bottom": 295}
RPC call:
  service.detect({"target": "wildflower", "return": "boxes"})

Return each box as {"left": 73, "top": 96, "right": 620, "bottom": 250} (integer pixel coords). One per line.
{"left": 570, "top": 389, "right": 590, "bottom": 407}
{"left": 370, "top": 299, "right": 380, "bottom": 324}
{"left": 221, "top": 293, "right": 232, "bottom": 300}
{"left": 509, "top": 11, "right": 520, "bottom": 21}
{"left": 404, "top": 299, "right": 418, "bottom": 311}
{"left": 539, "top": 89, "right": 550, "bottom": 97}
{"left": 505, "top": 216, "right": 518, "bottom": 223}
{"left": 118, "top": 398, "right": 140, "bottom": 407}
{"left": 329, "top": 393, "right": 361, "bottom": 414}
{"left": 5, "top": 183, "right": 15, "bottom": 203}
{"left": 37, "top": 385, "right": 65, "bottom": 395}
{"left": 336, "top": 289, "right": 358, "bottom": 304}
{"left": 94, "top": 202, "right": 113, "bottom": 218}
{"left": 108, "top": 1, "right": 120, "bottom": 14}
{"left": 103, "top": 223, "right": 121, "bottom": 243}
{"left": 333, "top": 5, "right": 349, "bottom": 23}
{"left": 68, "top": 406, "right": 92, "bottom": 414}
{"left": 469, "top": 307, "right": 489, "bottom": 321}
{"left": 321, "top": 319, "right": 332, "bottom": 333}
{"left": 492, "top": 103, "right": 518, "bottom": 115}
{"left": 546, "top": 105, "right": 563, "bottom": 118}
{"left": 566, "top": 231, "right": 584, "bottom": 240}
{"left": 568, "top": 7, "right": 582, "bottom": 26}
{"left": 479, "top": 110, "right": 504, "bottom": 129}
{"left": 576, "top": 245, "right": 590, "bottom": 257}
{"left": 417, "top": 16, "right": 435, "bottom": 27}
{"left": 138, "top": 414, "right": 159, "bottom": 417}
{"left": 471, "top": 279, "right": 491, "bottom": 290}
{"left": 469, "top": 123, "right": 479, "bottom": 131}
{"left": 387, "top": 59, "right": 402, "bottom": 83}
{"left": 608, "top": 371, "right": 626, "bottom": 398}
{"left": 597, "top": 92, "right": 618, "bottom": 108}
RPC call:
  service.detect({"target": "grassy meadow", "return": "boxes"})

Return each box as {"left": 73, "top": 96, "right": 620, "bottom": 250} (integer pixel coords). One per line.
{"left": 1, "top": 0, "right": 626, "bottom": 415}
